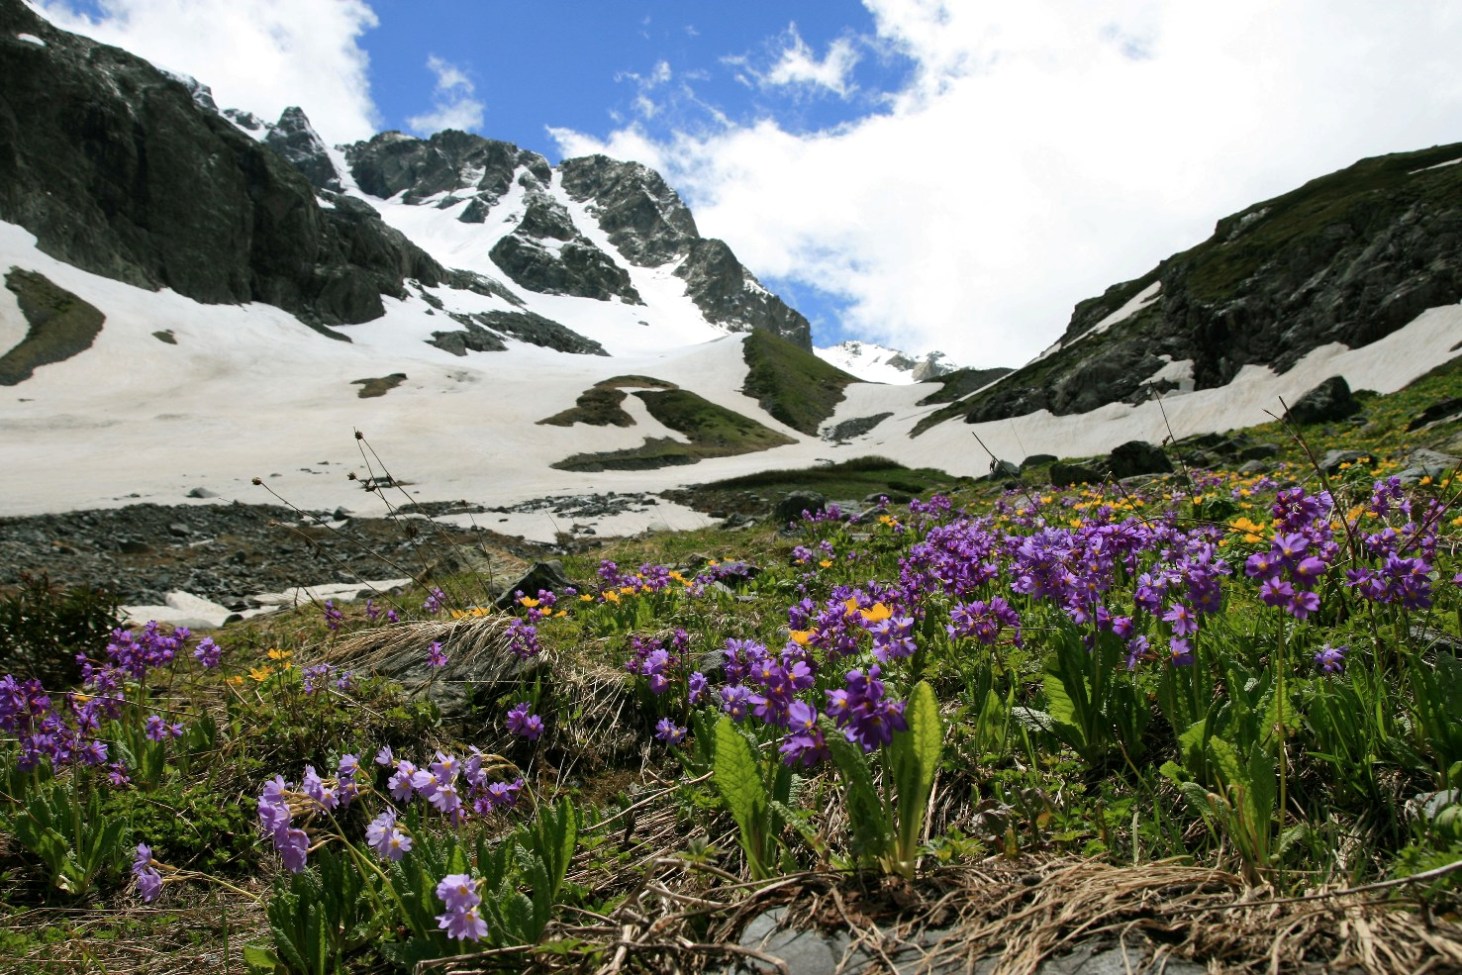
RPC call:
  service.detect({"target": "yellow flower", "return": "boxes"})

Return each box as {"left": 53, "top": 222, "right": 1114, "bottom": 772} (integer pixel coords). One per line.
{"left": 266, "top": 648, "right": 292, "bottom": 661}
{"left": 580, "top": 594, "right": 594, "bottom": 603}
{"left": 1420, "top": 476, "right": 1433, "bottom": 486}
{"left": 789, "top": 629, "right": 815, "bottom": 646}
{"left": 518, "top": 596, "right": 540, "bottom": 608}
{"left": 249, "top": 665, "right": 274, "bottom": 682}
{"left": 226, "top": 675, "right": 244, "bottom": 687}
{"left": 818, "top": 559, "right": 834, "bottom": 569}
{"left": 603, "top": 590, "right": 621, "bottom": 604}
{"left": 860, "top": 602, "right": 893, "bottom": 623}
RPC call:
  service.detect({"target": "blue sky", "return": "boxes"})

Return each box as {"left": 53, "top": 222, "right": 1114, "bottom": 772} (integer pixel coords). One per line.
{"left": 364, "top": 1, "right": 914, "bottom": 154}
{"left": 29, "top": 1, "right": 1462, "bottom": 367}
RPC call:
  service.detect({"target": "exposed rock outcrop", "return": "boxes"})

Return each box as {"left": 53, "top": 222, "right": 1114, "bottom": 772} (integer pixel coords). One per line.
{"left": 0, "top": 1, "right": 445, "bottom": 328}
{"left": 920, "top": 143, "right": 1462, "bottom": 432}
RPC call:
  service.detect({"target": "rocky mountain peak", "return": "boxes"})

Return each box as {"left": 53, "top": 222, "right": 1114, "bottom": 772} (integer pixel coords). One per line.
{"left": 559, "top": 155, "right": 700, "bottom": 266}
{"left": 264, "top": 106, "right": 341, "bottom": 192}
{"left": 345, "top": 129, "right": 551, "bottom": 205}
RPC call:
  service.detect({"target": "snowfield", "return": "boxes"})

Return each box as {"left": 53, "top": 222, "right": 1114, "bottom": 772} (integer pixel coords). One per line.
{"left": 3, "top": 206, "right": 1458, "bottom": 543}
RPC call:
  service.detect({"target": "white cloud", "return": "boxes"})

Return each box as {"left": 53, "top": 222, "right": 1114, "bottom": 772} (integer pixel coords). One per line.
{"left": 555, "top": 0, "right": 1462, "bottom": 368}
{"left": 34, "top": 0, "right": 380, "bottom": 144}
{"left": 763, "top": 24, "right": 860, "bottom": 97}
{"left": 406, "top": 54, "right": 485, "bottom": 135}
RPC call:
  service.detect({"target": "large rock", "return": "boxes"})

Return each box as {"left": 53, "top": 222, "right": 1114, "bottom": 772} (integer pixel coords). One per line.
{"left": 0, "top": 3, "right": 445, "bottom": 327}
{"left": 1285, "top": 376, "right": 1361, "bottom": 425}
{"left": 773, "top": 491, "right": 827, "bottom": 528}
{"left": 1107, "top": 440, "right": 1174, "bottom": 479}
{"left": 489, "top": 233, "right": 642, "bottom": 303}
{"left": 1051, "top": 462, "right": 1102, "bottom": 487}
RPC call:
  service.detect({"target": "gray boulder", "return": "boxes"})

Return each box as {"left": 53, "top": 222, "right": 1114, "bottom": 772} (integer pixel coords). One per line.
{"left": 774, "top": 491, "right": 826, "bottom": 528}
{"left": 1285, "top": 376, "right": 1361, "bottom": 425}
{"left": 1051, "top": 462, "right": 1103, "bottom": 487}
{"left": 1106, "top": 440, "right": 1173, "bottom": 479}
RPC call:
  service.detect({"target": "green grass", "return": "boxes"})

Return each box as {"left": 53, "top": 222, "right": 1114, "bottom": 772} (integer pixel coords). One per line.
{"left": 551, "top": 387, "right": 795, "bottom": 471}
{"left": 1186, "top": 142, "right": 1462, "bottom": 301}
{"left": 351, "top": 373, "right": 407, "bottom": 399}
{"left": 0, "top": 269, "right": 105, "bottom": 386}
{"left": 741, "top": 329, "right": 858, "bottom": 435}
{"left": 681, "top": 455, "right": 972, "bottom": 503}
{"left": 914, "top": 366, "right": 1015, "bottom": 406}
{"left": 538, "top": 376, "right": 681, "bottom": 428}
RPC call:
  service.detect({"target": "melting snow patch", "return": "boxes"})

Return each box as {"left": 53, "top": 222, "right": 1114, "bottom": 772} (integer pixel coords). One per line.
{"left": 1146, "top": 357, "right": 1196, "bottom": 394}
{"left": 17, "top": 33, "right": 45, "bottom": 46}
{"left": 1411, "top": 157, "right": 1462, "bottom": 174}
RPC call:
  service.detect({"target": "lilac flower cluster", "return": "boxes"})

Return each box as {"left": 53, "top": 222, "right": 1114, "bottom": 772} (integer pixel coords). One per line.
{"left": 436, "top": 872, "right": 489, "bottom": 941}
{"left": 505, "top": 618, "right": 540, "bottom": 659}
{"left": 322, "top": 600, "right": 345, "bottom": 632}
{"left": 3, "top": 625, "right": 224, "bottom": 772}
{"left": 423, "top": 587, "right": 447, "bottom": 615}
{"left": 302, "top": 662, "right": 354, "bottom": 694}
{"left": 1342, "top": 483, "right": 1445, "bottom": 610}
{"left": 132, "top": 843, "right": 163, "bottom": 902}
{"left": 1244, "top": 489, "right": 1339, "bottom": 620}
{"left": 383, "top": 749, "right": 524, "bottom": 825}
{"left": 259, "top": 747, "right": 525, "bottom": 873}
{"left": 624, "top": 629, "right": 690, "bottom": 694}
{"left": 506, "top": 701, "right": 543, "bottom": 740}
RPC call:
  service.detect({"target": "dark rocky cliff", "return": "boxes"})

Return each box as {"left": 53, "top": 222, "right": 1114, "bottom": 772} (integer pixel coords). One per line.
{"left": 0, "top": 0, "right": 444, "bottom": 330}
{"left": 919, "top": 142, "right": 1462, "bottom": 432}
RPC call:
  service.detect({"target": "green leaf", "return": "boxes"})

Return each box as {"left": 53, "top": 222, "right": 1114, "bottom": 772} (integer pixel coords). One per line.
{"left": 1041, "top": 672, "right": 1086, "bottom": 754}
{"left": 242, "top": 944, "right": 282, "bottom": 974}
{"left": 823, "top": 723, "right": 891, "bottom": 869}
{"left": 713, "top": 716, "right": 769, "bottom": 875}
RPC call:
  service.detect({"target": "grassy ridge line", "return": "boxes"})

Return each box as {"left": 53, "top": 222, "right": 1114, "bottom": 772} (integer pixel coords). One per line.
{"left": 741, "top": 329, "right": 858, "bottom": 436}
{"left": 551, "top": 387, "right": 795, "bottom": 472}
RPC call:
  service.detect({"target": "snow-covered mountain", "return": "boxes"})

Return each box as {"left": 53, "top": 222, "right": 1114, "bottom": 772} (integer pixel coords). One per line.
{"left": 814, "top": 341, "right": 965, "bottom": 384}
{"left": 2, "top": 0, "right": 1460, "bottom": 545}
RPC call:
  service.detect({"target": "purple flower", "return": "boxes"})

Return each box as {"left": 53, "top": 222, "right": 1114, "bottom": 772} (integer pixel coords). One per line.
{"left": 143, "top": 714, "right": 184, "bottom": 742}
{"left": 389, "top": 760, "right": 418, "bottom": 801}
{"left": 1162, "top": 602, "right": 1198, "bottom": 638}
{"left": 436, "top": 872, "right": 480, "bottom": 913}
{"left": 687, "top": 671, "right": 708, "bottom": 705}
{"left": 278, "top": 827, "right": 310, "bottom": 873}
{"left": 720, "top": 684, "right": 752, "bottom": 721}
{"left": 437, "top": 903, "right": 489, "bottom": 942}
{"left": 375, "top": 745, "right": 395, "bottom": 766}
{"left": 322, "top": 600, "right": 344, "bottom": 631}
{"left": 424, "top": 588, "right": 447, "bottom": 615}
{"left": 1314, "top": 644, "right": 1347, "bottom": 674}
{"left": 506, "top": 618, "right": 540, "bottom": 659}
{"left": 132, "top": 843, "right": 162, "bottom": 903}
{"left": 655, "top": 718, "right": 687, "bottom": 746}
{"left": 426, "top": 641, "right": 448, "bottom": 668}
{"left": 365, "top": 809, "right": 413, "bottom": 862}
{"left": 301, "top": 765, "right": 338, "bottom": 811}
{"left": 506, "top": 701, "right": 544, "bottom": 740}
{"left": 192, "top": 637, "right": 222, "bottom": 669}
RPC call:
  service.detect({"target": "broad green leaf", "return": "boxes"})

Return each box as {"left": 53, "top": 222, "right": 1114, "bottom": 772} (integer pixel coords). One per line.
{"left": 713, "top": 716, "right": 766, "bottom": 828}
{"left": 1207, "top": 736, "right": 1245, "bottom": 791}
{"left": 241, "top": 944, "right": 281, "bottom": 974}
